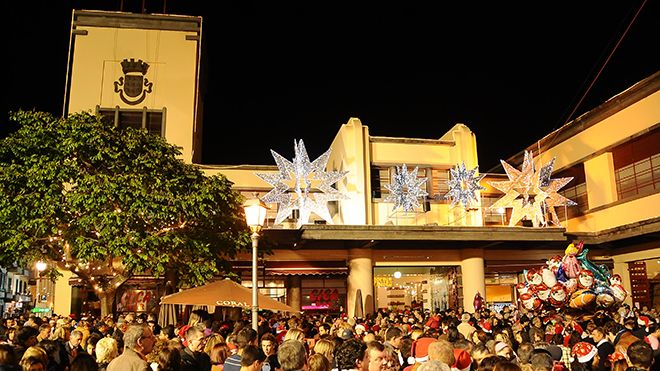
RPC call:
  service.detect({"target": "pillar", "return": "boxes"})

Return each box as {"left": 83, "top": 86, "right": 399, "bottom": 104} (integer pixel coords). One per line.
{"left": 347, "top": 248, "right": 373, "bottom": 318}
{"left": 287, "top": 276, "right": 302, "bottom": 312}
{"left": 461, "top": 248, "right": 486, "bottom": 313}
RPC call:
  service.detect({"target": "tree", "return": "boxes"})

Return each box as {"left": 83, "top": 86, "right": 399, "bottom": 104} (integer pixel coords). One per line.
{"left": 0, "top": 110, "right": 251, "bottom": 316}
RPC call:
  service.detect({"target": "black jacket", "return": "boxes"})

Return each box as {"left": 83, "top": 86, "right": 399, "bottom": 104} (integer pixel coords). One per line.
{"left": 181, "top": 347, "right": 211, "bottom": 371}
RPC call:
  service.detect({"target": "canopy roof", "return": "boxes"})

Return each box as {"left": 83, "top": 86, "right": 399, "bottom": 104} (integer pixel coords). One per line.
{"left": 159, "top": 278, "right": 295, "bottom": 312}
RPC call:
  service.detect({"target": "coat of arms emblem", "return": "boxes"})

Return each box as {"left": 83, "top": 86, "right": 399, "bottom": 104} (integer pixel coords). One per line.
{"left": 114, "top": 58, "right": 153, "bottom": 105}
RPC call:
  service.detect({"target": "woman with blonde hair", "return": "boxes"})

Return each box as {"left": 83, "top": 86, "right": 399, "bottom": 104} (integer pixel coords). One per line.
{"left": 283, "top": 328, "right": 305, "bottom": 343}
{"left": 204, "top": 333, "right": 226, "bottom": 356}
{"left": 19, "top": 346, "right": 48, "bottom": 371}
{"left": 95, "top": 337, "right": 118, "bottom": 371}
{"left": 307, "top": 353, "right": 330, "bottom": 371}
{"left": 313, "top": 339, "right": 335, "bottom": 366}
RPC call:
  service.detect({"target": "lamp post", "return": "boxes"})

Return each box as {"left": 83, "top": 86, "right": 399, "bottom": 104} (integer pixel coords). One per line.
{"left": 35, "top": 261, "right": 47, "bottom": 308}
{"left": 243, "top": 197, "right": 268, "bottom": 330}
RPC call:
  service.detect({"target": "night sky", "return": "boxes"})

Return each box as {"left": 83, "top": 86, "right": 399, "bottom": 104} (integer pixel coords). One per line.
{"left": 5, "top": 1, "right": 658, "bottom": 172}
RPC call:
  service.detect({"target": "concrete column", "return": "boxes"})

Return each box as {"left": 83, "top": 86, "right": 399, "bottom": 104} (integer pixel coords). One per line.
{"left": 461, "top": 248, "right": 486, "bottom": 313}
{"left": 53, "top": 269, "right": 73, "bottom": 317}
{"left": 347, "top": 248, "right": 373, "bottom": 318}
{"left": 287, "top": 276, "right": 302, "bottom": 312}
{"left": 612, "top": 260, "right": 633, "bottom": 307}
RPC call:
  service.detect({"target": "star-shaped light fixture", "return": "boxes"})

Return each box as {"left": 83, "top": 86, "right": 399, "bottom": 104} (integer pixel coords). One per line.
{"left": 384, "top": 164, "right": 428, "bottom": 212}
{"left": 256, "top": 139, "right": 348, "bottom": 227}
{"left": 488, "top": 151, "right": 548, "bottom": 227}
{"left": 538, "top": 157, "right": 577, "bottom": 226}
{"left": 444, "top": 162, "right": 486, "bottom": 208}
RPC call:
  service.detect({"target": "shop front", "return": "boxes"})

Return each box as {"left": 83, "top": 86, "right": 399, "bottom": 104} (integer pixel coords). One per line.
{"left": 374, "top": 266, "right": 462, "bottom": 312}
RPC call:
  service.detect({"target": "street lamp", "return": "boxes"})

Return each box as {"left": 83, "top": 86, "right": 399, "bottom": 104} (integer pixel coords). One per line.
{"left": 243, "top": 197, "right": 268, "bottom": 330}
{"left": 35, "top": 261, "right": 47, "bottom": 272}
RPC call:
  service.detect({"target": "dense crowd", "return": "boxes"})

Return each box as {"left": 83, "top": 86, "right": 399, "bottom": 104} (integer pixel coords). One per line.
{"left": 0, "top": 303, "right": 658, "bottom": 371}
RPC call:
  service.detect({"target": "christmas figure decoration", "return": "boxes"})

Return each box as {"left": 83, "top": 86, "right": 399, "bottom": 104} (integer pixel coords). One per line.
{"left": 549, "top": 284, "right": 567, "bottom": 307}
{"left": 546, "top": 255, "right": 563, "bottom": 275}
{"left": 516, "top": 241, "right": 629, "bottom": 315}
{"left": 541, "top": 266, "right": 558, "bottom": 287}
{"left": 577, "top": 269, "right": 594, "bottom": 290}
{"left": 535, "top": 283, "right": 551, "bottom": 301}
{"left": 525, "top": 269, "right": 543, "bottom": 286}
{"left": 384, "top": 164, "right": 428, "bottom": 212}
{"left": 473, "top": 291, "right": 484, "bottom": 311}
{"left": 488, "top": 151, "right": 548, "bottom": 227}
{"left": 444, "top": 162, "right": 485, "bottom": 208}
{"left": 561, "top": 241, "right": 583, "bottom": 279}
{"left": 520, "top": 293, "right": 541, "bottom": 311}
{"left": 256, "top": 139, "right": 349, "bottom": 227}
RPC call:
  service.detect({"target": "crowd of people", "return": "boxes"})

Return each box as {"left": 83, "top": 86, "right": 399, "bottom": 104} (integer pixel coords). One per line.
{"left": 0, "top": 303, "right": 658, "bottom": 371}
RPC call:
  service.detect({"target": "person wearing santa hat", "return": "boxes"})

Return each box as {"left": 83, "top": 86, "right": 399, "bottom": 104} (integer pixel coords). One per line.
{"left": 570, "top": 341, "right": 598, "bottom": 368}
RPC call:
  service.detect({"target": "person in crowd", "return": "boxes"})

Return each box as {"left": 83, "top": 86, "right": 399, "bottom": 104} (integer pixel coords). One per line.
{"left": 626, "top": 339, "right": 653, "bottom": 371}
{"left": 259, "top": 334, "right": 278, "bottom": 371}
{"left": 570, "top": 342, "right": 597, "bottom": 371}
{"left": 277, "top": 340, "right": 307, "bottom": 371}
{"left": 383, "top": 327, "right": 404, "bottom": 366}
{"left": 19, "top": 356, "right": 47, "bottom": 371}
{"left": 223, "top": 328, "right": 257, "bottom": 371}
{"left": 209, "top": 343, "right": 230, "bottom": 371}
{"left": 180, "top": 325, "right": 211, "bottom": 371}
{"left": 457, "top": 314, "right": 476, "bottom": 341}
{"left": 312, "top": 339, "right": 335, "bottom": 368}
{"left": 155, "top": 345, "right": 181, "bottom": 371}
{"left": 70, "top": 353, "right": 99, "bottom": 371}
{"left": 588, "top": 327, "right": 613, "bottom": 371}
{"left": 18, "top": 347, "right": 48, "bottom": 371}
{"left": 95, "top": 337, "right": 118, "bottom": 371}
{"left": 14, "top": 327, "right": 40, "bottom": 361}
{"left": 0, "top": 343, "right": 18, "bottom": 370}
{"left": 307, "top": 354, "right": 329, "bottom": 371}
{"left": 86, "top": 333, "right": 102, "bottom": 360}
{"left": 333, "top": 339, "right": 366, "bottom": 371}
{"left": 64, "top": 330, "right": 86, "bottom": 366}
{"left": 107, "top": 324, "right": 156, "bottom": 371}
{"left": 35, "top": 325, "right": 50, "bottom": 344}
{"left": 238, "top": 345, "right": 264, "bottom": 371}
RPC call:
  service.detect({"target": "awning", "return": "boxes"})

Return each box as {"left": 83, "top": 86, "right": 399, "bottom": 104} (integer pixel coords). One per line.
{"left": 233, "top": 261, "right": 348, "bottom": 276}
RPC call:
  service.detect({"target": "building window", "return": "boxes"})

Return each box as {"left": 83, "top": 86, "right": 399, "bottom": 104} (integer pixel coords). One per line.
{"left": 96, "top": 106, "right": 166, "bottom": 137}
{"left": 613, "top": 128, "right": 660, "bottom": 201}
{"left": 371, "top": 166, "right": 448, "bottom": 202}
{"left": 481, "top": 195, "right": 508, "bottom": 225}
{"left": 554, "top": 163, "right": 588, "bottom": 220}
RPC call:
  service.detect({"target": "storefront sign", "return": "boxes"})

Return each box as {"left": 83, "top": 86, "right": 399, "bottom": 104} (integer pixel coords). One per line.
{"left": 304, "top": 288, "right": 340, "bottom": 310}
{"left": 215, "top": 300, "right": 250, "bottom": 308}
{"left": 374, "top": 276, "right": 393, "bottom": 287}
{"left": 118, "top": 290, "right": 155, "bottom": 312}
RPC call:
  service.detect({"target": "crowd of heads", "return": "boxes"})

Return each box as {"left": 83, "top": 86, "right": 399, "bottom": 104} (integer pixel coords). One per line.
{"left": 0, "top": 302, "right": 658, "bottom": 371}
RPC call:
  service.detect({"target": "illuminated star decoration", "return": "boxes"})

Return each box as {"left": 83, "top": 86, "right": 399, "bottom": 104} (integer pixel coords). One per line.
{"left": 384, "top": 164, "right": 428, "bottom": 212}
{"left": 256, "top": 139, "right": 349, "bottom": 227}
{"left": 538, "top": 157, "right": 577, "bottom": 226}
{"left": 444, "top": 162, "right": 486, "bottom": 208}
{"left": 488, "top": 151, "right": 548, "bottom": 227}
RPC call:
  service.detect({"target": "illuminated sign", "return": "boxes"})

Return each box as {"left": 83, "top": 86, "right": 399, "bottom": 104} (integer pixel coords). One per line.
{"left": 118, "top": 290, "right": 155, "bottom": 312}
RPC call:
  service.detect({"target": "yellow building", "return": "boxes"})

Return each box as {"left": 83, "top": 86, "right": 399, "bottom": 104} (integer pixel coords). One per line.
{"left": 59, "top": 9, "right": 659, "bottom": 316}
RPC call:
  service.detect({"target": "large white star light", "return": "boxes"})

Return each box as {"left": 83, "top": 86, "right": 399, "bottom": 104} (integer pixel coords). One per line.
{"left": 256, "top": 139, "right": 349, "bottom": 227}
{"left": 538, "top": 157, "right": 578, "bottom": 226}
{"left": 384, "top": 164, "right": 428, "bottom": 212}
{"left": 444, "top": 162, "right": 486, "bottom": 208}
{"left": 488, "top": 151, "right": 548, "bottom": 227}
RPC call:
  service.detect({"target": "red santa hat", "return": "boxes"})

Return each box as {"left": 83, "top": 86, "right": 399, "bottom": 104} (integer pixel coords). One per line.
{"left": 452, "top": 349, "right": 472, "bottom": 371}
{"left": 408, "top": 337, "right": 437, "bottom": 364}
{"left": 479, "top": 320, "right": 492, "bottom": 333}
{"left": 571, "top": 342, "right": 597, "bottom": 364}
{"left": 638, "top": 316, "right": 650, "bottom": 331}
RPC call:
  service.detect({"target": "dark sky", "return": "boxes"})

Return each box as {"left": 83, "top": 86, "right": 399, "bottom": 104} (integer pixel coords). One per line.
{"left": 5, "top": 1, "right": 658, "bottom": 172}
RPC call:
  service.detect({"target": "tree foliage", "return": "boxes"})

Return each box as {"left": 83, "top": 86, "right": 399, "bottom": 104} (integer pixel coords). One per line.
{"left": 0, "top": 110, "right": 250, "bottom": 293}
